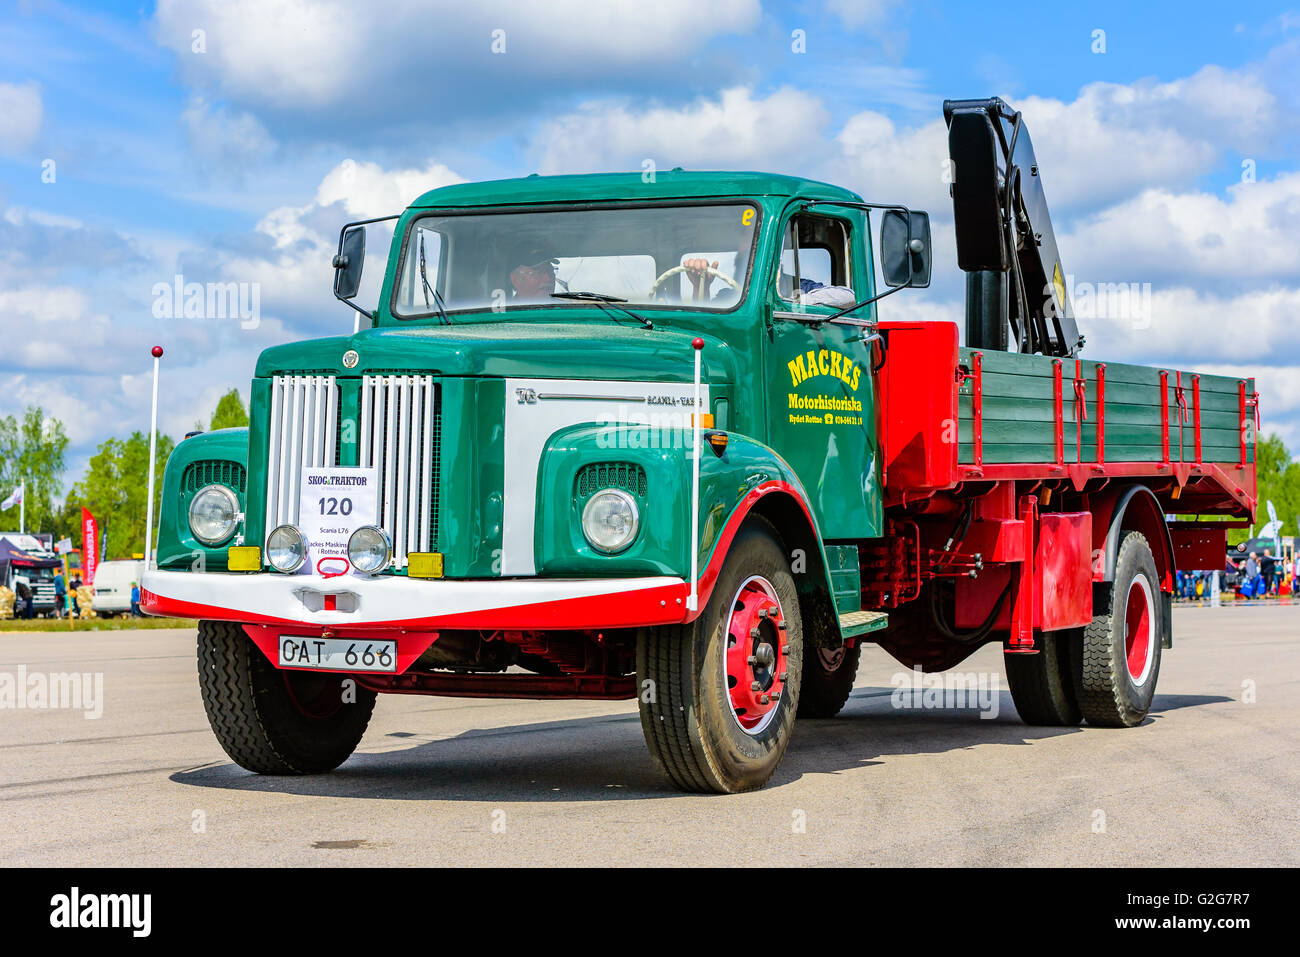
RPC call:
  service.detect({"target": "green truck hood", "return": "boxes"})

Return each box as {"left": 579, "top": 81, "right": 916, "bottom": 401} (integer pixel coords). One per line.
{"left": 254, "top": 320, "right": 736, "bottom": 383}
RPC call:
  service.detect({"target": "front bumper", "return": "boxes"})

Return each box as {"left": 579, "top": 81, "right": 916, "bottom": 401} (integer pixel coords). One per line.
{"left": 140, "top": 568, "right": 691, "bottom": 632}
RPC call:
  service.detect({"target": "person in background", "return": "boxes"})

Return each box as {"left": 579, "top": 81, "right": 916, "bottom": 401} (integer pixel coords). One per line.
{"left": 53, "top": 570, "right": 66, "bottom": 619}
{"left": 1261, "top": 548, "right": 1276, "bottom": 596}
{"left": 130, "top": 582, "right": 142, "bottom": 618}
{"left": 1242, "top": 552, "right": 1262, "bottom": 599}
{"left": 14, "top": 579, "right": 32, "bottom": 619}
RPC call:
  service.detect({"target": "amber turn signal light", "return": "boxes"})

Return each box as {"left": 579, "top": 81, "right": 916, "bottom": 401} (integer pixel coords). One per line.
{"left": 407, "top": 552, "right": 444, "bottom": 578}
{"left": 227, "top": 546, "right": 261, "bottom": 571}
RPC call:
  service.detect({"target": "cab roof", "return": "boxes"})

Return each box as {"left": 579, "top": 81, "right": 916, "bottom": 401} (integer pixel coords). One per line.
{"left": 410, "top": 170, "right": 863, "bottom": 209}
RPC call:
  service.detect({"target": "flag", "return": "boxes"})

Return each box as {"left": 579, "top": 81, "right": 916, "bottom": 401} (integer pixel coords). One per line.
{"left": 81, "top": 508, "right": 100, "bottom": 586}
{"left": 1, "top": 485, "right": 21, "bottom": 511}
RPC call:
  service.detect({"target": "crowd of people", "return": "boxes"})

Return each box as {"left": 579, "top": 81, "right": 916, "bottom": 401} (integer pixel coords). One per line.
{"left": 1228, "top": 549, "right": 1297, "bottom": 599}
{"left": 1178, "top": 548, "right": 1300, "bottom": 601}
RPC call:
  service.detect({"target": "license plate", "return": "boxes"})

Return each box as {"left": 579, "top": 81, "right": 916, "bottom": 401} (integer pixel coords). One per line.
{"left": 278, "top": 636, "right": 397, "bottom": 673}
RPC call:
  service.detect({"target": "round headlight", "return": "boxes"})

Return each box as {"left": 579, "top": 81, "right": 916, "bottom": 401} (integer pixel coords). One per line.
{"left": 188, "top": 484, "right": 239, "bottom": 545}
{"left": 348, "top": 525, "right": 392, "bottom": 575}
{"left": 581, "top": 489, "right": 639, "bottom": 554}
{"left": 266, "top": 524, "right": 306, "bottom": 573}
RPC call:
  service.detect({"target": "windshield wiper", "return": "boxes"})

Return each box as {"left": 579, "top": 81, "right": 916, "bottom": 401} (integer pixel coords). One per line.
{"left": 550, "top": 291, "right": 654, "bottom": 330}
{"left": 419, "top": 234, "right": 450, "bottom": 325}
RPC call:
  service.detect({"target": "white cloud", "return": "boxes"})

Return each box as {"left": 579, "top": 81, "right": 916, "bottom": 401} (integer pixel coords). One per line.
{"left": 1062, "top": 172, "right": 1300, "bottom": 283}
{"left": 153, "top": 0, "right": 761, "bottom": 110}
{"left": 315, "top": 158, "right": 464, "bottom": 219}
{"left": 0, "top": 286, "right": 114, "bottom": 374}
{"left": 1081, "top": 285, "right": 1300, "bottom": 371}
{"left": 829, "top": 112, "right": 951, "bottom": 212}
{"left": 531, "top": 86, "right": 830, "bottom": 175}
{"left": 210, "top": 156, "right": 464, "bottom": 333}
{"left": 1015, "top": 65, "right": 1277, "bottom": 209}
{"left": 0, "top": 81, "right": 42, "bottom": 154}
{"left": 181, "top": 98, "right": 275, "bottom": 171}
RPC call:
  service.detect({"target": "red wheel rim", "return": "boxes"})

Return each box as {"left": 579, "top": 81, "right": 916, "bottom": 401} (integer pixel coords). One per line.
{"left": 1123, "top": 575, "right": 1155, "bottom": 686}
{"left": 724, "top": 576, "right": 787, "bottom": 734}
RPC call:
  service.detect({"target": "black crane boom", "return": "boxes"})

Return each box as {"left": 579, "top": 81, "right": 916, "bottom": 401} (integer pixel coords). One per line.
{"left": 943, "top": 96, "right": 1083, "bottom": 358}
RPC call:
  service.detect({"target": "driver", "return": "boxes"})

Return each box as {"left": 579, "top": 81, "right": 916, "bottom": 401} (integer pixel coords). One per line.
{"left": 508, "top": 256, "right": 559, "bottom": 303}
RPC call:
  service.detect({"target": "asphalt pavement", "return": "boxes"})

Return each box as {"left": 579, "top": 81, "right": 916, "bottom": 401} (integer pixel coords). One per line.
{"left": 0, "top": 602, "right": 1295, "bottom": 866}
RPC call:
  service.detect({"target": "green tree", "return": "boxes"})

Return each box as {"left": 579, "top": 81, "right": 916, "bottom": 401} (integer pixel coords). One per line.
{"left": 66, "top": 431, "right": 175, "bottom": 559}
{"left": 0, "top": 406, "right": 69, "bottom": 533}
{"left": 208, "top": 389, "right": 250, "bottom": 431}
{"left": 1255, "top": 433, "right": 1300, "bottom": 538}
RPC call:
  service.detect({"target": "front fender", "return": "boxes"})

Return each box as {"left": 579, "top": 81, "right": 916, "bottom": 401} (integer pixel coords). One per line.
{"left": 155, "top": 428, "right": 251, "bottom": 571}
{"left": 535, "top": 425, "right": 841, "bottom": 622}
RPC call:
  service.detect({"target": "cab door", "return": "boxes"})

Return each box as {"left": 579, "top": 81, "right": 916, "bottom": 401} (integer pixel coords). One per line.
{"left": 763, "top": 206, "right": 882, "bottom": 539}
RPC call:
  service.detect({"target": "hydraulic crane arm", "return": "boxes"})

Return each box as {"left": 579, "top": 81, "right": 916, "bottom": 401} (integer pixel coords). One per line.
{"left": 944, "top": 97, "right": 1083, "bottom": 358}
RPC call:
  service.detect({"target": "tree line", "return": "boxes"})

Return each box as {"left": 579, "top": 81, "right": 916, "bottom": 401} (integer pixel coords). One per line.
{"left": 0, "top": 389, "right": 249, "bottom": 559}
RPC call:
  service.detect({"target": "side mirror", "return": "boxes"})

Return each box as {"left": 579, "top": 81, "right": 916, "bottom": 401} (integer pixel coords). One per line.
{"left": 333, "top": 225, "right": 366, "bottom": 300}
{"left": 881, "top": 209, "right": 932, "bottom": 289}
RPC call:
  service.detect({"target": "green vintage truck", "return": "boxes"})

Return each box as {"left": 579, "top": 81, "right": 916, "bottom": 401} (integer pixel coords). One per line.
{"left": 144, "top": 99, "right": 1256, "bottom": 792}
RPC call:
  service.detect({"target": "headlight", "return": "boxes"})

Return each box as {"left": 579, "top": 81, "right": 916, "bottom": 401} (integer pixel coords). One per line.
{"left": 348, "top": 525, "right": 391, "bottom": 575}
{"left": 581, "top": 489, "right": 639, "bottom": 553}
{"left": 266, "top": 524, "right": 306, "bottom": 573}
{"left": 188, "top": 484, "right": 239, "bottom": 545}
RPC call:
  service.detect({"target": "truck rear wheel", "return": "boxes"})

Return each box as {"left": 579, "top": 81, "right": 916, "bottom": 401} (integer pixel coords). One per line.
{"left": 1073, "top": 532, "right": 1164, "bottom": 727}
{"left": 798, "top": 642, "right": 861, "bottom": 718}
{"left": 1004, "top": 631, "right": 1081, "bottom": 726}
{"left": 197, "top": 619, "right": 377, "bottom": 774}
{"left": 637, "top": 520, "right": 804, "bottom": 793}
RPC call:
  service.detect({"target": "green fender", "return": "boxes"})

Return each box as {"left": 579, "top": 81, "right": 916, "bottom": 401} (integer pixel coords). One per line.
{"left": 535, "top": 424, "right": 848, "bottom": 645}
{"left": 155, "top": 428, "right": 251, "bottom": 571}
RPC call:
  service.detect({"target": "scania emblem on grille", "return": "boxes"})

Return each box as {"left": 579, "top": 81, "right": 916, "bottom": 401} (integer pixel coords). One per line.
{"left": 342, "top": 349, "right": 359, "bottom": 369}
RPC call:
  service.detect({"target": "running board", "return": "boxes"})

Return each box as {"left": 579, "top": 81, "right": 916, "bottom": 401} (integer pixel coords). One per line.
{"left": 838, "top": 609, "right": 889, "bottom": 639}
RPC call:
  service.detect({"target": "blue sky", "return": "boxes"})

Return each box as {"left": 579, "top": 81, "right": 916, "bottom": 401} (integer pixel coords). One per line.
{"left": 1, "top": 0, "right": 1298, "bottom": 490}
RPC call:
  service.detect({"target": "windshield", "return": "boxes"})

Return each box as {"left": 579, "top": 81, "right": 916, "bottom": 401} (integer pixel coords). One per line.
{"left": 392, "top": 203, "right": 760, "bottom": 319}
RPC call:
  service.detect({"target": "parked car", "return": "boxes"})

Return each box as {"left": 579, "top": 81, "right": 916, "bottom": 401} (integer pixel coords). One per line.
{"left": 91, "top": 560, "right": 145, "bottom": 616}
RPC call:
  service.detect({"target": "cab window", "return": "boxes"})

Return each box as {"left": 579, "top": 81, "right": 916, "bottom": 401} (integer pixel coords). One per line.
{"left": 777, "top": 215, "right": 853, "bottom": 305}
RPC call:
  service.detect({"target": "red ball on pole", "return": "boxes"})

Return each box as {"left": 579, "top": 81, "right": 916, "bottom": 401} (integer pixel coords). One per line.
{"left": 691, "top": 338, "right": 704, "bottom": 350}
{"left": 151, "top": 346, "right": 164, "bottom": 358}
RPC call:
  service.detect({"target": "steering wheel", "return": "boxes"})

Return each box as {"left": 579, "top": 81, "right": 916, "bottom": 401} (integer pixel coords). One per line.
{"left": 649, "top": 263, "right": 741, "bottom": 302}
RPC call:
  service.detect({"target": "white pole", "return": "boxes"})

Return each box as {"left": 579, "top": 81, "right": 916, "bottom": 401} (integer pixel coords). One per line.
{"left": 18, "top": 482, "right": 24, "bottom": 534}
{"left": 687, "top": 338, "right": 703, "bottom": 612}
{"left": 144, "top": 346, "right": 163, "bottom": 569}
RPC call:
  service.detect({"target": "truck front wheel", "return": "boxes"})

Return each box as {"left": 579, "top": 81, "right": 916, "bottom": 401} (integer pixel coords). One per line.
{"left": 1073, "top": 531, "right": 1164, "bottom": 727}
{"left": 196, "top": 619, "right": 377, "bottom": 774}
{"left": 637, "top": 520, "right": 804, "bottom": 793}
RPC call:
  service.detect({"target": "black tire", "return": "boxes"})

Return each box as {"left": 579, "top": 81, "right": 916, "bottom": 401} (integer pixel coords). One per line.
{"left": 798, "top": 641, "right": 861, "bottom": 718}
{"left": 637, "top": 519, "right": 804, "bottom": 793}
{"left": 1073, "top": 532, "right": 1164, "bottom": 727}
{"left": 197, "top": 619, "right": 377, "bottom": 773}
{"left": 1004, "top": 630, "right": 1082, "bottom": 726}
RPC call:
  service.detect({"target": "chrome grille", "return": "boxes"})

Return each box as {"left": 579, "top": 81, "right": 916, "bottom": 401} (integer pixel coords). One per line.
{"left": 359, "top": 374, "right": 439, "bottom": 568}
{"left": 264, "top": 375, "right": 339, "bottom": 540}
